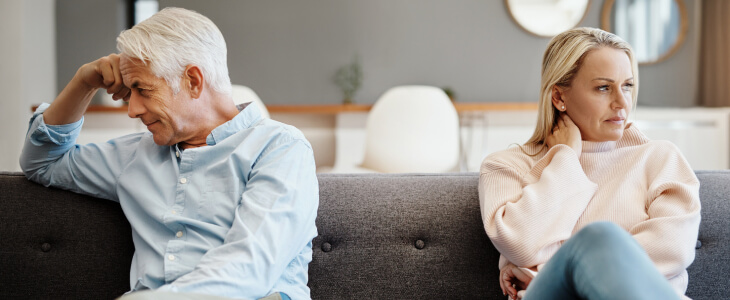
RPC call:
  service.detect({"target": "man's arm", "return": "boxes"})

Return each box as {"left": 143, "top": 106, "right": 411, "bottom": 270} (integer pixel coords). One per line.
{"left": 20, "top": 54, "right": 136, "bottom": 200}
{"left": 43, "top": 54, "right": 129, "bottom": 125}
{"left": 158, "top": 136, "right": 319, "bottom": 298}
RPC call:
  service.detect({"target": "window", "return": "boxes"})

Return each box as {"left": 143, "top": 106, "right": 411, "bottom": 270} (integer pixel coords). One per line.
{"left": 135, "top": 0, "right": 159, "bottom": 24}
{"left": 127, "top": 0, "right": 159, "bottom": 28}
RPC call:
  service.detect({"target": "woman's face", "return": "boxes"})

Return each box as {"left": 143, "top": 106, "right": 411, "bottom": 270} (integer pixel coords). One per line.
{"left": 554, "top": 47, "right": 634, "bottom": 142}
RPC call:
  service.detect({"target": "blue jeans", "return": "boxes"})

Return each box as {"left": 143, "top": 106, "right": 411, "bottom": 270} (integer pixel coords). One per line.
{"left": 523, "top": 222, "right": 681, "bottom": 300}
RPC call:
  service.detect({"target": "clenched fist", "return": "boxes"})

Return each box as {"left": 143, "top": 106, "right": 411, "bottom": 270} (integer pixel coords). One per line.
{"left": 76, "top": 54, "right": 130, "bottom": 101}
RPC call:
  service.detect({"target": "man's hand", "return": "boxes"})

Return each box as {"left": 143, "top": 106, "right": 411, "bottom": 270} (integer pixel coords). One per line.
{"left": 43, "top": 54, "right": 130, "bottom": 125}
{"left": 545, "top": 113, "right": 582, "bottom": 157}
{"left": 76, "top": 54, "right": 130, "bottom": 101}
{"left": 499, "top": 263, "right": 533, "bottom": 300}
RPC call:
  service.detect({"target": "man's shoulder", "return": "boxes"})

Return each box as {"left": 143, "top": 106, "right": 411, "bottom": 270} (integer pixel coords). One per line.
{"left": 253, "top": 118, "right": 311, "bottom": 148}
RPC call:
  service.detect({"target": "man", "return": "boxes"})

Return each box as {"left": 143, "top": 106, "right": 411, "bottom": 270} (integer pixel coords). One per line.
{"left": 20, "top": 7, "right": 318, "bottom": 300}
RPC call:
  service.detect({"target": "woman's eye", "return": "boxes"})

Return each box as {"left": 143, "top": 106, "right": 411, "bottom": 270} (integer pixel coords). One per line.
{"left": 622, "top": 83, "right": 634, "bottom": 92}
{"left": 597, "top": 85, "right": 609, "bottom": 92}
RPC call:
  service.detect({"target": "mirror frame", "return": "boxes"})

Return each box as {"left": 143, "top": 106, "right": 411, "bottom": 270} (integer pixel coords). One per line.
{"left": 601, "top": 0, "right": 688, "bottom": 65}
{"left": 505, "top": 0, "right": 592, "bottom": 38}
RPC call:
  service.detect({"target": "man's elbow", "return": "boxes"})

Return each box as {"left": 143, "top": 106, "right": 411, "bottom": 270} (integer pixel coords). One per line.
{"left": 18, "top": 150, "right": 46, "bottom": 183}
{"left": 19, "top": 150, "right": 34, "bottom": 177}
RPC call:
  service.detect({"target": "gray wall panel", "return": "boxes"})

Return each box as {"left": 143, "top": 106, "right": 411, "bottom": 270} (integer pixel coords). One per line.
{"left": 57, "top": 0, "right": 700, "bottom": 106}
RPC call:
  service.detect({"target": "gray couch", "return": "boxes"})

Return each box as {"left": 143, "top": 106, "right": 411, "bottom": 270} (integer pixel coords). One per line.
{"left": 0, "top": 171, "right": 728, "bottom": 299}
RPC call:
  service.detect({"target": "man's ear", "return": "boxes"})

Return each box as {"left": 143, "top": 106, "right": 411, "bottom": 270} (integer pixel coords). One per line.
{"left": 551, "top": 85, "right": 566, "bottom": 112}
{"left": 184, "top": 65, "right": 204, "bottom": 99}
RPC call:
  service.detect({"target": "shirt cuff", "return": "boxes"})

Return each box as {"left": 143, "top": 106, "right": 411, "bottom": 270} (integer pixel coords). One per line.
{"left": 28, "top": 103, "right": 83, "bottom": 146}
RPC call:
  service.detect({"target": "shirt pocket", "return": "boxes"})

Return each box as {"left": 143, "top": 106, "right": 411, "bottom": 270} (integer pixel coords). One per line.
{"left": 200, "top": 176, "right": 243, "bottom": 226}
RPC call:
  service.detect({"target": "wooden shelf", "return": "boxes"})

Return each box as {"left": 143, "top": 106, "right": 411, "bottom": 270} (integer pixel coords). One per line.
{"left": 268, "top": 103, "right": 537, "bottom": 113}
{"left": 32, "top": 102, "right": 538, "bottom": 114}
{"left": 452, "top": 102, "right": 537, "bottom": 112}
{"left": 267, "top": 104, "right": 373, "bottom": 114}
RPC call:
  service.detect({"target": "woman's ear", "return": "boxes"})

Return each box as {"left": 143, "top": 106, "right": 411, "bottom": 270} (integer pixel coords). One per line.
{"left": 551, "top": 86, "right": 566, "bottom": 112}
{"left": 184, "top": 65, "right": 204, "bottom": 99}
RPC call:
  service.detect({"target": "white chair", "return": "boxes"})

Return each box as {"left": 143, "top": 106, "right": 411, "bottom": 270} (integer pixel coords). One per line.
{"left": 332, "top": 85, "right": 460, "bottom": 173}
{"left": 231, "top": 84, "right": 269, "bottom": 119}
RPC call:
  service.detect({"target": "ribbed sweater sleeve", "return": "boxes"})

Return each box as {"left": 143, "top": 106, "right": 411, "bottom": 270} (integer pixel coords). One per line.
{"left": 479, "top": 144, "right": 598, "bottom": 268}
{"left": 628, "top": 142, "right": 701, "bottom": 294}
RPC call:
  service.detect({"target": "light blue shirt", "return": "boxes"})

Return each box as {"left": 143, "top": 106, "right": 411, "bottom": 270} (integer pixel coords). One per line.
{"left": 20, "top": 103, "right": 319, "bottom": 300}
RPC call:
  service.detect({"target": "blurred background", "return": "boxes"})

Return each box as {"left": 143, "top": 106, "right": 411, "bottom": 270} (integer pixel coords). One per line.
{"left": 2, "top": 0, "right": 727, "bottom": 173}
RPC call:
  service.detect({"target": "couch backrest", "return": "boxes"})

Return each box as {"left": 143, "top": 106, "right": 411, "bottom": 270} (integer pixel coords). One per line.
{"left": 311, "top": 173, "right": 501, "bottom": 298}
{"left": 688, "top": 170, "right": 730, "bottom": 299}
{"left": 1, "top": 171, "right": 728, "bottom": 299}
{"left": 310, "top": 171, "right": 730, "bottom": 299}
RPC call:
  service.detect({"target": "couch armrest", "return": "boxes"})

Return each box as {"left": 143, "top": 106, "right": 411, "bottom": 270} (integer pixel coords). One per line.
{"left": 0, "top": 172, "right": 134, "bottom": 299}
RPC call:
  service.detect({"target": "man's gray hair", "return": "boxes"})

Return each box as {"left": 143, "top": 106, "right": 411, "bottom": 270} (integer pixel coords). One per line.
{"left": 116, "top": 7, "right": 232, "bottom": 95}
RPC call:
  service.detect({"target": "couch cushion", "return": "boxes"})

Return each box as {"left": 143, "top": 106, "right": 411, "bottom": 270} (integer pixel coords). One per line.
{"left": 310, "top": 173, "right": 503, "bottom": 299}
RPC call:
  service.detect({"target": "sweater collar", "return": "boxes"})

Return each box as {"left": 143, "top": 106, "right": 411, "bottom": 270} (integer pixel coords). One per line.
{"left": 581, "top": 123, "right": 648, "bottom": 153}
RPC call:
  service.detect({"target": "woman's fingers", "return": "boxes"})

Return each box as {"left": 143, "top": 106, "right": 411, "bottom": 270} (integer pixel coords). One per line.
{"left": 503, "top": 267, "right": 519, "bottom": 297}
{"left": 511, "top": 267, "right": 533, "bottom": 290}
{"left": 559, "top": 113, "right": 568, "bottom": 129}
{"left": 499, "top": 268, "right": 507, "bottom": 296}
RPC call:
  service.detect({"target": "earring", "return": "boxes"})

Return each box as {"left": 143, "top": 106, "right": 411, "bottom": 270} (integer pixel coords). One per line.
{"left": 561, "top": 105, "right": 565, "bottom": 110}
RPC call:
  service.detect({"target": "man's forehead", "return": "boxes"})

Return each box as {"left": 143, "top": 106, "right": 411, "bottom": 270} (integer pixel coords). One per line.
{"left": 120, "top": 55, "right": 147, "bottom": 69}
{"left": 120, "top": 55, "right": 153, "bottom": 86}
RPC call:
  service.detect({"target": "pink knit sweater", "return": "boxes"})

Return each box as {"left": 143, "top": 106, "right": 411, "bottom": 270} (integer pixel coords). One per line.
{"left": 479, "top": 124, "right": 701, "bottom": 295}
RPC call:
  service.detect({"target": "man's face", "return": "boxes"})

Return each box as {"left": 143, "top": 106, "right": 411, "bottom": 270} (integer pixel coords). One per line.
{"left": 120, "top": 55, "right": 193, "bottom": 146}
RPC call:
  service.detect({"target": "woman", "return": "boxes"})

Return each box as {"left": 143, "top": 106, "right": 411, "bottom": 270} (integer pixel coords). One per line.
{"left": 479, "top": 27, "right": 700, "bottom": 300}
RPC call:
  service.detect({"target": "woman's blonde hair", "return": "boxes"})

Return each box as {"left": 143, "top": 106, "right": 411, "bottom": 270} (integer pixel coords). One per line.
{"left": 526, "top": 27, "right": 639, "bottom": 146}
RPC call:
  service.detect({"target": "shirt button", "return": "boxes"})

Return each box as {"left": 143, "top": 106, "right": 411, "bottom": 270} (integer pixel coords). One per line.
{"left": 179, "top": 178, "right": 187, "bottom": 184}
{"left": 176, "top": 231, "right": 183, "bottom": 238}
{"left": 171, "top": 210, "right": 177, "bottom": 215}
{"left": 175, "top": 151, "right": 180, "bottom": 158}
{"left": 168, "top": 254, "right": 175, "bottom": 261}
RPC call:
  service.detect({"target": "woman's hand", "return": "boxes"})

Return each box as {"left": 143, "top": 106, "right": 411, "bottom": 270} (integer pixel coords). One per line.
{"left": 545, "top": 113, "right": 582, "bottom": 156}
{"left": 499, "top": 263, "right": 533, "bottom": 300}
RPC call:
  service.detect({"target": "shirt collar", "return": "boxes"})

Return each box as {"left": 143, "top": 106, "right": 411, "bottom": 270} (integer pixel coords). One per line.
{"left": 205, "top": 102, "right": 263, "bottom": 146}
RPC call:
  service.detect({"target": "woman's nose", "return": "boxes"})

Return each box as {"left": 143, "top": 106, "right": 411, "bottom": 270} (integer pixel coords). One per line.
{"left": 613, "top": 90, "right": 630, "bottom": 110}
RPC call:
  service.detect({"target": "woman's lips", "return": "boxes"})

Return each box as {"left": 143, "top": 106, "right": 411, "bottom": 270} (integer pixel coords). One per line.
{"left": 605, "top": 117, "right": 625, "bottom": 125}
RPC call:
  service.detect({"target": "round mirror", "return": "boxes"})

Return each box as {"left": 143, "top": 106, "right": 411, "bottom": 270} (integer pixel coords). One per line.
{"left": 506, "top": 0, "right": 591, "bottom": 37}
{"left": 601, "top": 0, "right": 688, "bottom": 65}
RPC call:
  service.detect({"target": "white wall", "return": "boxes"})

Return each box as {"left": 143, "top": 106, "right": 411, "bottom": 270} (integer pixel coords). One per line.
{"left": 0, "top": 0, "right": 56, "bottom": 171}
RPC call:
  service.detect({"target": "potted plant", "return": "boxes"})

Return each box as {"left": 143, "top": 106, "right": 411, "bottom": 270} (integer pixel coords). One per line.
{"left": 334, "top": 57, "right": 363, "bottom": 104}
{"left": 442, "top": 86, "right": 456, "bottom": 102}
